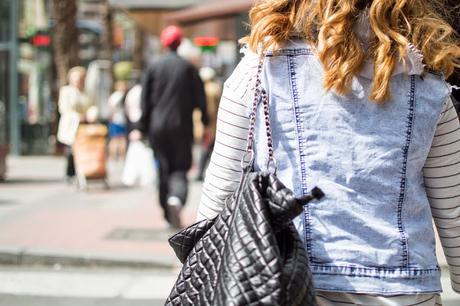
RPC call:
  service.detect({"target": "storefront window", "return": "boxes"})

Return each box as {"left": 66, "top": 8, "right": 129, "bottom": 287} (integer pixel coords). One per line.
{"left": 0, "top": 0, "right": 11, "bottom": 42}
{"left": 18, "top": 0, "right": 54, "bottom": 154}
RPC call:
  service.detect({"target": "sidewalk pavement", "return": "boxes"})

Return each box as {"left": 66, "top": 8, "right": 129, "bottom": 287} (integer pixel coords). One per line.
{"left": 0, "top": 155, "right": 203, "bottom": 270}
{"left": 0, "top": 156, "right": 459, "bottom": 303}
{"left": 0, "top": 155, "right": 450, "bottom": 270}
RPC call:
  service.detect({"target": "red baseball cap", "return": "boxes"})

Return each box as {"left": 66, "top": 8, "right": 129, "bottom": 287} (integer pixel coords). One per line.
{"left": 160, "top": 26, "right": 183, "bottom": 49}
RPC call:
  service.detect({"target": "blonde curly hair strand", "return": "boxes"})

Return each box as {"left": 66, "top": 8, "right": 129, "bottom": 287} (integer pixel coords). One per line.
{"left": 244, "top": 0, "right": 460, "bottom": 103}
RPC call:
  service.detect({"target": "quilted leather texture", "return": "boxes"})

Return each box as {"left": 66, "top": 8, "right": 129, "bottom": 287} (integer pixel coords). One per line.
{"left": 166, "top": 171, "right": 323, "bottom": 306}
{"left": 169, "top": 217, "right": 215, "bottom": 263}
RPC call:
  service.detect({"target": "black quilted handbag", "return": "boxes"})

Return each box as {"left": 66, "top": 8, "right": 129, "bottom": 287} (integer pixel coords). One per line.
{"left": 165, "top": 59, "right": 324, "bottom": 306}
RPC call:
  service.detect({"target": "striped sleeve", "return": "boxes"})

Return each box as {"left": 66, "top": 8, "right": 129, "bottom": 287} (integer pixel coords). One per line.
{"left": 424, "top": 96, "right": 460, "bottom": 293}
{"left": 197, "top": 51, "right": 259, "bottom": 220}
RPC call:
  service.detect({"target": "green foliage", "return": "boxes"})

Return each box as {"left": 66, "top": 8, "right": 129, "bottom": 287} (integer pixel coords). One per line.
{"left": 113, "top": 61, "right": 133, "bottom": 81}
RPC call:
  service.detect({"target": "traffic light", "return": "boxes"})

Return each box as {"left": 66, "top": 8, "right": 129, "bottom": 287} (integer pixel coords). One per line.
{"left": 31, "top": 34, "right": 51, "bottom": 47}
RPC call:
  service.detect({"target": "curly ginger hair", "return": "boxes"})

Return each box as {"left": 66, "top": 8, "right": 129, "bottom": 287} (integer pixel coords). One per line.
{"left": 244, "top": 0, "right": 460, "bottom": 102}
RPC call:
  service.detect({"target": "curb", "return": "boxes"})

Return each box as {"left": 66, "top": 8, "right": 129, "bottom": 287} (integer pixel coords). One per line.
{"left": 0, "top": 247, "right": 450, "bottom": 274}
{"left": 0, "top": 247, "right": 179, "bottom": 270}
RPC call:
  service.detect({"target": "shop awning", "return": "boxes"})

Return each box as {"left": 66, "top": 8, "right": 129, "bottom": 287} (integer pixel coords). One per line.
{"left": 108, "top": 0, "right": 199, "bottom": 10}
{"left": 108, "top": 0, "right": 200, "bottom": 35}
{"left": 108, "top": 0, "right": 253, "bottom": 38}
{"left": 165, "top": 0, "right": 254, "bottom": 25}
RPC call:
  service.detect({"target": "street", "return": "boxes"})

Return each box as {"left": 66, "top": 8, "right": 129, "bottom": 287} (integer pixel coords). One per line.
{"left": 1, "top": 0, "right": 459, "bottom": 304}
{"left": 0, "top": 266, "right": 458, "bottom": 306}
{"left": 0, "top": 266, "right": 176, "bottom": 306}
{"left": 0, "top": 156, "right": 459, "bottom": 305}
{"left": 0, "top": 155, "right": 196, "bottom": 305}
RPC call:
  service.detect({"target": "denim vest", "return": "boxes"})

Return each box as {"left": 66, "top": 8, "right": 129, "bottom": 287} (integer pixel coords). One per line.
{"left": 251, "top": 41, "right": 450, "bottom": 295}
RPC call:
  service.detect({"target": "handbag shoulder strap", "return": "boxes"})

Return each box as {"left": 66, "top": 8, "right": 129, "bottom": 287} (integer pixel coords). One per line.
{"left": 243, "top": 57, "right": 276, "bottom": 172}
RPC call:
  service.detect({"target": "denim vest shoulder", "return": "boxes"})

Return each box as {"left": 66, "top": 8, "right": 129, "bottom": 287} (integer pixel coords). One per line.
{"left": 251, "top": 40, "right": 450, "bottom": 295}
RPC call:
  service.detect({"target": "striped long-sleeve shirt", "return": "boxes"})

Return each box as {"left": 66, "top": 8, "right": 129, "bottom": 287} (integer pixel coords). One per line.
{"left": 424, "top": 98, "right": 460, "bottom": 291}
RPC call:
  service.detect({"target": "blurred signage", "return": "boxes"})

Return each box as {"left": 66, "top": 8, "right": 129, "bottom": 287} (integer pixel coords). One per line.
{"left": 20, "top": 31, "right": 52, "bottom": 48}
{"left": 194, "top": 36, "right": 220, "bottom": 47}
{"left": 114, "top": 26, "right": 124, "bottom": 48}
{"left": 193, "top": 36, "right": 220, "bottom": 52}
{"left": 31, "top": 34, "right": 51, "bottom": 47}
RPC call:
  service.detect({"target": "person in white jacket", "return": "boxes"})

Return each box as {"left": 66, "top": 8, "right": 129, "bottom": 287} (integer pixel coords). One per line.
{"left": 57, "top": 66, "right": 92, "bottom": 181}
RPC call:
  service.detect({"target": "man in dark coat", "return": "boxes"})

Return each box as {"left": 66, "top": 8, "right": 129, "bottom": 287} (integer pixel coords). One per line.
{"left": 134, "top": 26, "right": 209, "bottom": 228}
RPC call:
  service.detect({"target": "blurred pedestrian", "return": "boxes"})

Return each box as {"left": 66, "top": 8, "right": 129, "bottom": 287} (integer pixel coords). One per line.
{"left": 124, "top": 81, "right": 142, "bottom": 137}
{"left": 195, "top": 67, "right": 222, "bottom": 181}
{"left": 57, "top": 66, "right": 92, "bottom": 182}
{"left": 122, "top": 81, "right": 156, "bottom": 187}
{"left": 108, "top": 81, "right": 128, "bottom": 160}
{"left": 197, "top": 0, "right": 460, "bottom": 305}
{"left": 134, "top": 25, "right": 209, "bottom": 229}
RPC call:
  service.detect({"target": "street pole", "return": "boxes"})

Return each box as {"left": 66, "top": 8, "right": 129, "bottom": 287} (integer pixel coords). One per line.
{"left": 9, "top": 0, "right": 20, "bottom": 155}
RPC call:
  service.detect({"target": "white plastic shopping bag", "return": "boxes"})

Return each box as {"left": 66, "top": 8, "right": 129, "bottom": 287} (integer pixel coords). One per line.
{"left": 57, "top": 112, "right": 80, "bottom": 145}
{"left": 122, "top": 141, "right": 155, "bottom": 187}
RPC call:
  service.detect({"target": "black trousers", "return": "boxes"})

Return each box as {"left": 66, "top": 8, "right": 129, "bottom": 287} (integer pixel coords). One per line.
{"left": 65, "top": 145, "right": 76, "bottom": 177}
{"left": 151, "top": 135, "right": 192, "bottom": 222}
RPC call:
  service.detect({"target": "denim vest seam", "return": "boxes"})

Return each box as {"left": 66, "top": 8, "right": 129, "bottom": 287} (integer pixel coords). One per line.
{"left": 286, "top": 54, "right": 313, "bottom": 259}
{"left": 397, "top": 75, "right": 416, "bottom": 268}
{"left": 312, "top": 272, "right": 437, "bottom": 280}
{"left": 425, "top": 70, "right": 444, "bottom": 78}
{"left": 266, "top": 48, "right": 313, "bottom": 57}
{"left": 311, "top": 264, "right": 439, "bottom": 274}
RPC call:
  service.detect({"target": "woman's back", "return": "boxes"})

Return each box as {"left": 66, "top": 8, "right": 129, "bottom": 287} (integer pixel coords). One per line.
{"left": 198, "top": 0, "right": 460, "bottom": 303}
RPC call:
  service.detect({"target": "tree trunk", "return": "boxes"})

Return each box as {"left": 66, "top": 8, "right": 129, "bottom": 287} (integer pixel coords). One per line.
{"left": 101, "top": 0, "right": 114, "bottom": 87}
{"left": 133, "top": 26, "right": 146, "bottom": 72}
{"left": 52, "top": 0, "right": 79, "bottom": 88}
